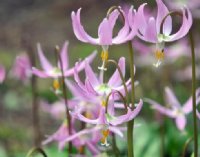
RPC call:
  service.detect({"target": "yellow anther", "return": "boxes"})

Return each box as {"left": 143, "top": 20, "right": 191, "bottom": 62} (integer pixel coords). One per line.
{"left": 53, "top": 79, "right": 60, "bottom": 90}
{"left": 155, "top": 49, "right": 164, "bottom": 60}
{"left": 102, "top": 129, "right": 109, "bottom": 137}
{"left": 101, "top": 100, "right": 107, "bottom": 107}
{"left": 101, "top": 51, "right": 109, "bottom": 61}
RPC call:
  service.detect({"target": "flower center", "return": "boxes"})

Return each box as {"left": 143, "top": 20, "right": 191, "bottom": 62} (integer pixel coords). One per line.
{"left": 96, "top": 84, "right": 111, "bottom": 95}
{"left": 49, "top": 67, "right": 62, "bottom": 75}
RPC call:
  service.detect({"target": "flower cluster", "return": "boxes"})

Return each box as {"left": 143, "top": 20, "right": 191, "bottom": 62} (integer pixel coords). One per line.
{"left": 0, "top": 0, "right": 196, "bottom": 156}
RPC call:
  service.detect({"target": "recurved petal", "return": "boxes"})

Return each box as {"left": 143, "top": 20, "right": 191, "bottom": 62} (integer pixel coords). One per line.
{"left": 71, "top": 8, "right": 98, "bottom": 44}
{"left": 156, "top": 0, "right": 172, "bottom": 36}
{"left": 136, "top": 3, "right": 148, "bottom": 35}
{"left": 85, "top": 60, "right": 100, "bottom": 87}
{"left": 145, "top": 98, "right": 176, "bottom": 118}
{"left": 144, "top": 17, "right": 158, "bottom": 43}
{"left": 165, "top": 7, "right": 192, "bottom": 42}
{"left": 108, "top": 57, "right": 125, "bottom": 87}
{"left": 98, "top": 18, "right": 113, "bottom": 45}
{"left": 164, "top": 87, "right": 181, "bottom": 109}
{"left": 32, "top": 67, "right": 50, "bottom": 78}
{"left": 182, "top": 88, "right": 200, "bottom": 114}
{"left": 37, "top": 43, "right": 53, "bottom": 71}
{"left": 175, "top": 115, "right": 186, "bottom": 131}
{"left": 60, "top": 41, "right": 69, "bottom": 70}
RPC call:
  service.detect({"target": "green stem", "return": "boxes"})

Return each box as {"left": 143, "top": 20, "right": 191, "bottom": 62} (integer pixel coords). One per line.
{"left": 182, "top": 137, "right": 193, "bottom": 157}
{"left": 26, "top": 147, "right": 48, "bottom": 157}
{"left": 189, "top": 30, "right": 198, "bottom": 157}
{"left": 127, "top": 41, "right": 135, "bottom": 157}
{"left": 55, "top": 46, "right": 72, "bottom": 154}
{"left": 112, "top": 133, "right": 120, "bottom": 157}
{"left": 107, "top": 59, "right": 129, "bottom": 101}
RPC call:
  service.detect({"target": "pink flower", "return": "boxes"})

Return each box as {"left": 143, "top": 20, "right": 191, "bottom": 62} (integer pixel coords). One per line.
{"left": 0, "top": 65, "right": 6, "bottom": 83}
{"left": 32, "top": 41, "right": 97, "bottom": 78}
{"left": 71, "top": 7, "right": 137, "bottom": 70}
{"left": 71, "top": 7, "right": 137, "bottom": 47}
{"left": 10, "top": 53, "right": 31, "bottom": 81}
{"left": 145, "top": 87, "right": 200, "bottom": 131}
{"left": 134, "top": 0, "right": 192, "bottom": 67}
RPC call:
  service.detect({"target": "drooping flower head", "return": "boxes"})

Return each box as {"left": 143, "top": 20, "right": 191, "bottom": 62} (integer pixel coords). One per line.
{"left": 145, "top": 87, "right": 200, "bottom": 131}
{"left": 135, "top": 0, "right": 192, "bottom": 67}
{"left": 32, "top": 41, "right": 96, "bottom": 93}
{"left": 71, "top": 7, "right": 138, "bottom": 70}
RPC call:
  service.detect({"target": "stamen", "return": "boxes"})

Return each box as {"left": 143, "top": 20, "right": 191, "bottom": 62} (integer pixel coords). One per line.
{"left": 101, "top": 100, "right": 107, "bottom": 107}
{"left": 101, "top": 50, "right": 109, "bottom": 62}
{"left": 153, "top": 49, "right": 165, "bottom": 67}
{"left": 98, "top": 50, "right": 109, "bottom": 71}
{"left": 53, "top": 79, "right": 60, "bottom": 90}
{"left": 100, "top": 129, "right": 110, "bottom": 146}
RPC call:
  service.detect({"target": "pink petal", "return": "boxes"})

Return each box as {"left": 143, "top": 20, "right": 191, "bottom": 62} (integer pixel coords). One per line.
{"left": 60, "top": 41, "right": 69, "bottom": 70}
{"left": 66, "top": 50, "right": 97, "bottom": 77}
{"left": 165, "top": 8, "right": 192, "bottom": 42}
{"left": 108, "top": 57, "right": 125, "bottom": 87}
{"left": 145, "top": 98, "right": 176, "bottom": 118}
{"left": 85, "top": 60, "right": 100, "bottom": 87}
{"left": 175, "top": 115, "right": 186, "bottom": 131}
{"left": 156, "top": 0, "right": 172, "bottom": 36}
{"left": 182, "top": 88, "right": 200, "bottom": 114}
{"left": 112, "top": 8, "right": 130, "bottom": 43}
{"left": 71, "top": 9, "right": 98, "bottom": 44}
{"left": 37, "top": 43, "right": 53, "bottom": 71}
{"left": 136, "top": 3, "right": 148, "bottom": 35}
{"left": 32, "top": 67, "right": 50, "bottom": 78}
{"left": 98, "top": 18, "right": 113, "bottom": 45}
{"left": 144, "top": 17, "right": 157, "bottom": 43}
{"left": 164, "top": 87, "right": 181, "bottom": 109}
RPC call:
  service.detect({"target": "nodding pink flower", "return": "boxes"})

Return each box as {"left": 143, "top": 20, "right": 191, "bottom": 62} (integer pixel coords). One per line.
{"left": 145, "top": 87, "right": 200, "bottom": 131}
{"left": 32, "top": 41, "right": 97, "bottom": 79}
{"left": 71, "top": 7, "right": 137, "bottom": 70}
{"left": 10, "top": 53, "right": 31, "bottom": 81}
{"left": 134, "top": 0, "right": 192, "bottom": 67}
{"left": 0, "top": 65, "right": 5, "bottom": 83}
{"left": 74, "top": 57, "right": 134, "bottom": 97}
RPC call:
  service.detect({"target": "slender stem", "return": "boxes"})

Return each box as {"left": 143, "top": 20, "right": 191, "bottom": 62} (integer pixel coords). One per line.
{"left": 182, "top": 137, "right": 193, "bottom": 157}
{"left": 112, "top": 133, "right": 120, "bottom": 157}
{"left": 107, "top": 59, "right": 129, "bottom": 102}
{"left": 55, "top": 46, "right": 72, "bottom": 154}
{"left": 189, "top": 31, "right": 198, "bottom": 157}
{"left": 26, "top": 147, "right": 48, "bottom": 157}
{"left": 25, "top": 43, "right": 41, "bottom": 146}
{"left": 127, "top": 41, "right": 135, "bottom": 157}
{"left": 105, "top": 90, "right": 128, "bottom": 113}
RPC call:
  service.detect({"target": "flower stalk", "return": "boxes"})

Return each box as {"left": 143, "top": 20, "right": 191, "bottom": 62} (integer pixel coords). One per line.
{"left": 189, "top": 30, "right": 198, "bottom": 157}
{"left": 55, "top": 46, "right": 72, "bottom": 154}
{"left": 127, "top": 41, "right": 135, "bottom": 157}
